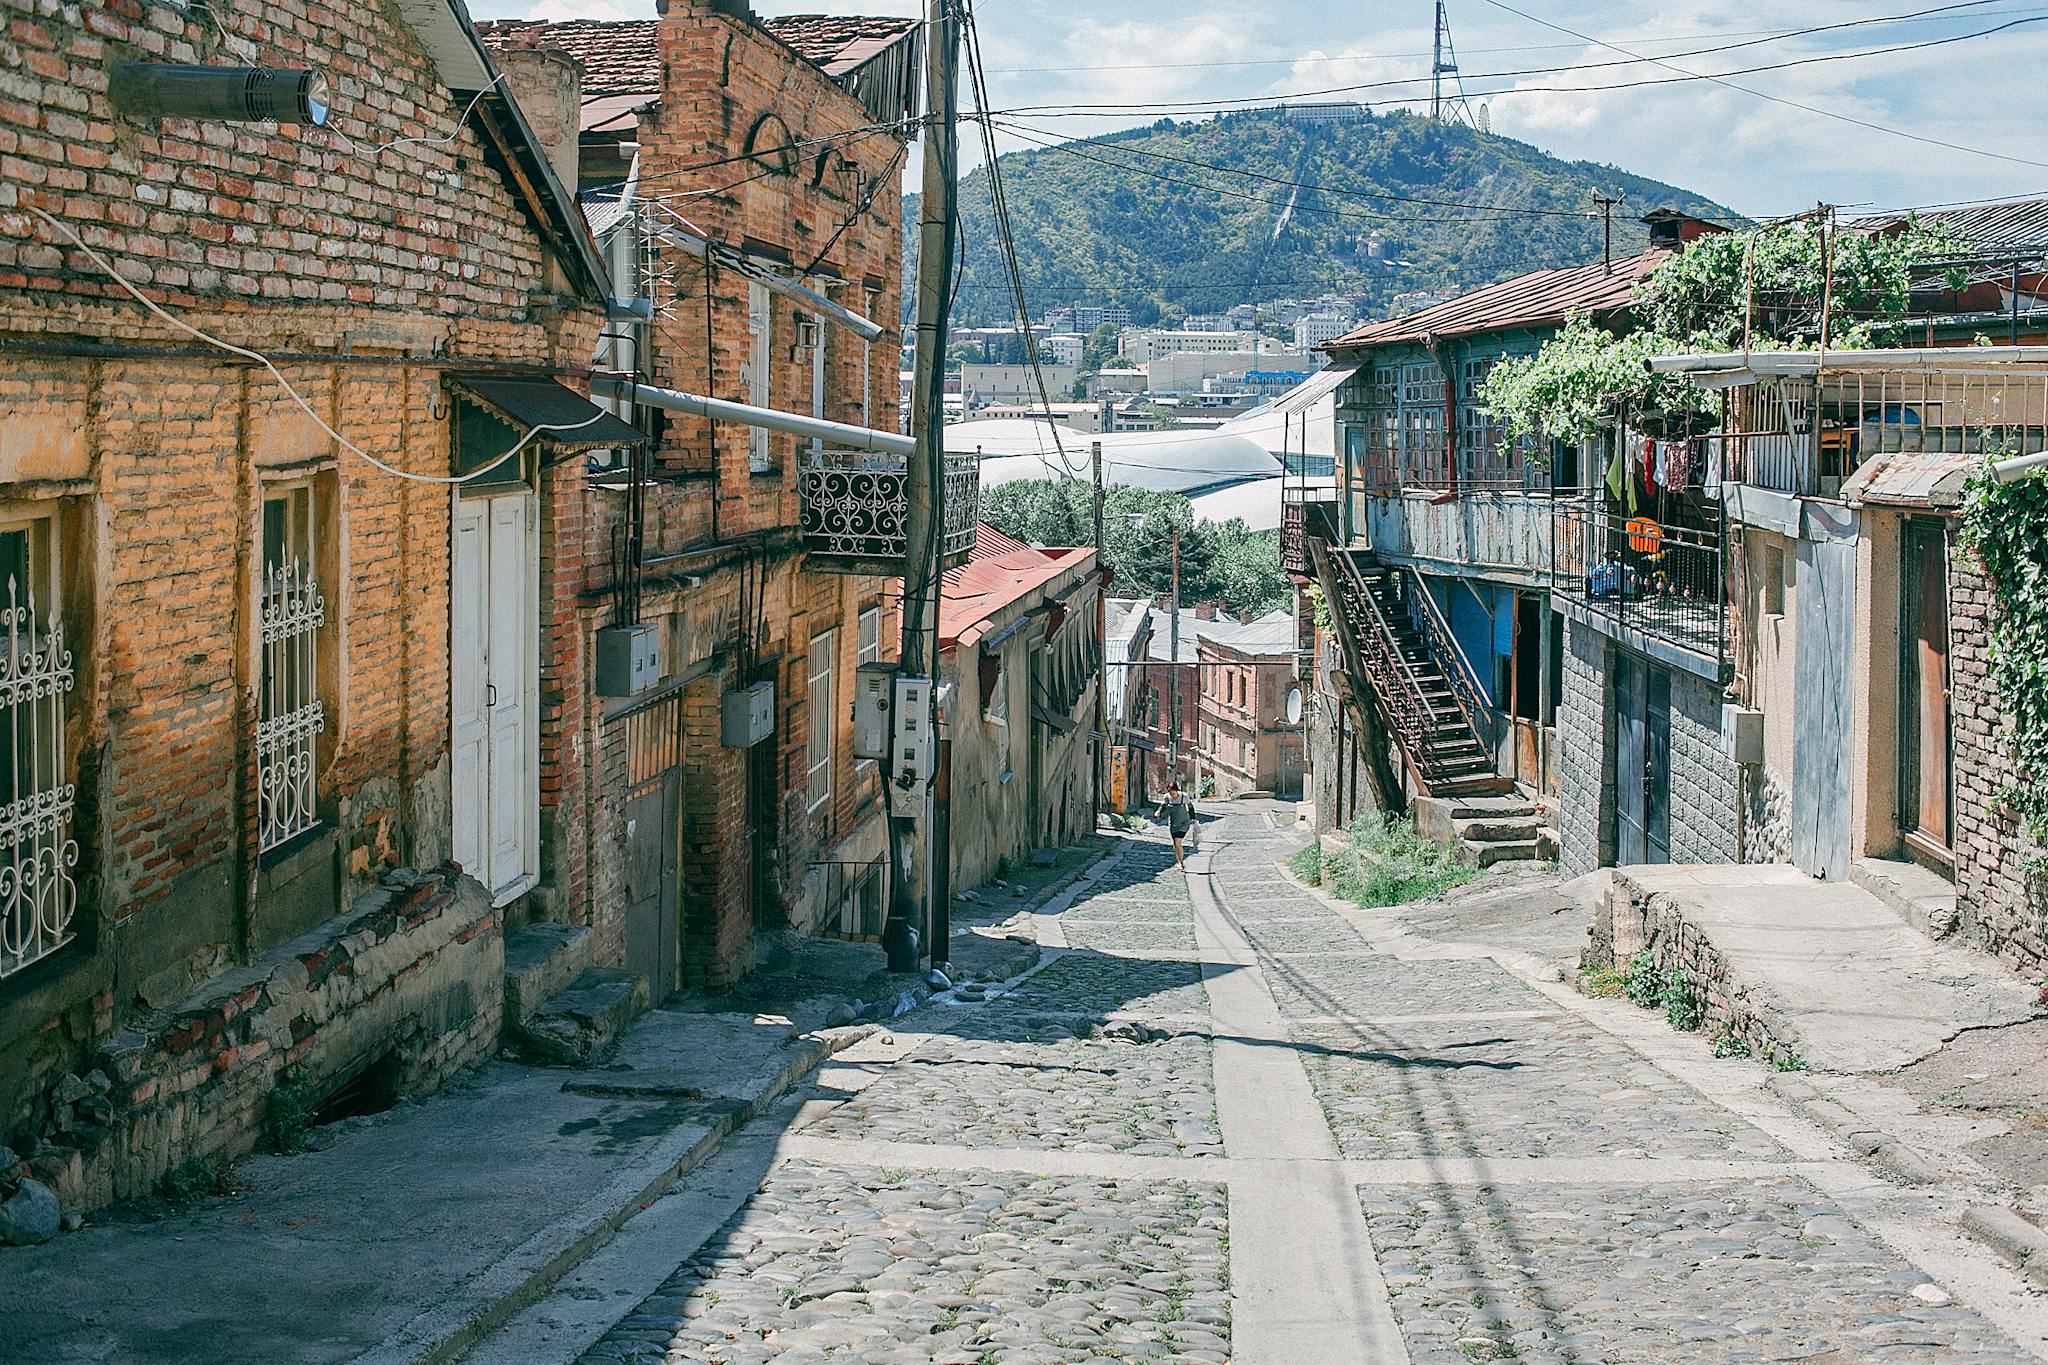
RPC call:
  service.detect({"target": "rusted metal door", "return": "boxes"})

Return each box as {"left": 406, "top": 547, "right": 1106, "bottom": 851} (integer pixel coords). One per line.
{"left": 622, "top": 695, "right": 683, "bottom": 1002}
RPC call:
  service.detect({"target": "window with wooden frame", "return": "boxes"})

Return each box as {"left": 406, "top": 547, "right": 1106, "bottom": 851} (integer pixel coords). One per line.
{"left": 0, "top": 509, "right": 77, "bottom": 980}
{"left": 806, "top": 629, "right": 835, "bottom": 816}
{"left": 258, "top": 486, "right": 326, "bottom": 854}
{"left": 856, "top": 606, "right": 881, "bottom": 772}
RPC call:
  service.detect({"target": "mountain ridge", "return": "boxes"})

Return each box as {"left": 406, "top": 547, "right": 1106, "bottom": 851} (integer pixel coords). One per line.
{"left": 920, "top": 108, "right": 1740, "bottom": 328}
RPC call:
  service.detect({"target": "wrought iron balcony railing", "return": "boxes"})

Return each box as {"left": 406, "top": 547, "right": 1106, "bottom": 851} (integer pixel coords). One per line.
{"left": 1551, "top": 502, "right": 1728, "bottom": 675}
{"left": 798, "top": 449, "right": 981, "bottom": 571}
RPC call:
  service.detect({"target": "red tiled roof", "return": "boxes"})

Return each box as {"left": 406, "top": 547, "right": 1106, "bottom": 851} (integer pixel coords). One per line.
{"left": 760, "top": 14, "right": 921, "bottom": 77}
{"left": 937, "top": 525, "right": 1093, "bottom": 649}
{"left": 476, "top": 14, "right": 917, "bottom": 97}
{"left": 476, "top": 20, "right": 660, "bottom": 98}
{"left": 1325, "top": 250, "right": 1667, "bottom": 352}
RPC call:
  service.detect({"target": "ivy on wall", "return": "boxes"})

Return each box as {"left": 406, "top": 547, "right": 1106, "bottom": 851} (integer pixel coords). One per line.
{"left": 1960, "top": 463, "right": 2048, "bottom": 843}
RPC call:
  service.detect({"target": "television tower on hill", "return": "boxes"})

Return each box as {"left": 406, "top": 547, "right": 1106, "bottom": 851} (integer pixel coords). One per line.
{"left": 1432, "top": 1, "right": 1479, "bottom": 129}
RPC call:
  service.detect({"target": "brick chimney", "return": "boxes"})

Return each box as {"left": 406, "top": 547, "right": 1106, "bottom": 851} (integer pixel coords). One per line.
{"left": 1193, "top": 602, "right": 1219, "bottom": 621}
{"left": 493, "top": 44, "right": 582, "bottom": 191}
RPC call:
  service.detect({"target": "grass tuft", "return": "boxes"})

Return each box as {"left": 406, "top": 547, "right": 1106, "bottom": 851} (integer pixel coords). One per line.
{"left": 1320, "top": 813, "right": 1474, "bottom": 907}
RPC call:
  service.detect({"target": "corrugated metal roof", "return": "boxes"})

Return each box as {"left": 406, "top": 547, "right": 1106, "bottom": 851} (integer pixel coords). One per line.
{"left": 447, "top": 375, "right": 647, "bottom": 451}
{"left": 1324, "top": 251, "right": 1665, "bottom": 352}
{"left": 1849, "top": 196, "right": 2048, "bottom": 255}
{"left": 1839, "top": 447, "right": 1974, "bottom": 509}
{"left": 937, "top": 525, "right": 1094, "bottom": 648}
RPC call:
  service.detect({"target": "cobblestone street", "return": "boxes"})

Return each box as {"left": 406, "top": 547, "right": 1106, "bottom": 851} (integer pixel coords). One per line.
{"left": 469, "top": 803, "right": 2048, "bottom": 1365}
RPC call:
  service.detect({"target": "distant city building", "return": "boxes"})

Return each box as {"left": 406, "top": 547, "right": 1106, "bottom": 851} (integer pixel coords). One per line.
{"left": 1388, "top": 290, "right": 1453, "bottom": 316}
{"left": 1235, "top": 368, "right": 1319, "bottom": 399}
{"left": 1295, "top": 312, "right": 1352, "bottom": 351}
{"left": 1071, "top": 303, "right": 1133, "bottom": 332}
{"left": 1043, "top": 333, "right": 1085, "bottom": 367}
{"left": 1148, "top": 350, "right": 1302, "bottom": 395}
{"left": 958, "top": 362, "right": 1081, "bottom": 411}
{"left": 1279, "top": 101, "right": 1368, "bottom": 124}
{"left": 1181, "top": 313, "right": 1236, "bottom": 333}
{"left": 1082, "top": 367, "right": 1150, "bottom": 398}
{"left": 1121, "top": 329, "right": 1286, "bottom": 363}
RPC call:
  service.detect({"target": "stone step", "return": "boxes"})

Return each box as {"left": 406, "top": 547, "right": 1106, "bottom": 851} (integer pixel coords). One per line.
{"left": 1454, "top": 817, "right": 1542, "bottom": 843}
{"left": 1848, "top": 857, "right": 1960, "bottom": 941}
{"left": 506, "top": 967, "right": 650, "bottom": 1067}
{"left": 1444, "top": 795, "right": 1540, "bottom": 820}
{"left": 502, "top": 922, "right": 594, "bottom": 1029}
{"left": 1461, "top": 836, "right": 1547, "bottom": 867}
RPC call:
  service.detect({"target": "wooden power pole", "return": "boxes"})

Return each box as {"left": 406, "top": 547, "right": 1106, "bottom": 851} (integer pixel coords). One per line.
{"left": 883, "top": 0, "right": 960, "bottom": 972}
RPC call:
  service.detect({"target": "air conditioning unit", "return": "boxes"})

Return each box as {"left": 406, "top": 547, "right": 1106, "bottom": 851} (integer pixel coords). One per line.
{"left": 595, "top": 623, "right": 660, "bottom": 697}
{"left": 722, "top": 681, "right": 775, "bottom": 748}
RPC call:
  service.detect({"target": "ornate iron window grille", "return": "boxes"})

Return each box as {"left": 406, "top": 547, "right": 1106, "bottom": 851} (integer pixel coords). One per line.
{"left": 258, "top": 560, "right": 325, "bottom": 853}
{"left": 0, "top": 577, "right": 77, "bottom": 979}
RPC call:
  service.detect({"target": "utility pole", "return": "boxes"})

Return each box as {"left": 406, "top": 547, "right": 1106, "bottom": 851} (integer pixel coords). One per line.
{"left": 884, "top": 0, "right": 958, "bottom": 973}
{"left": 1168, "top": 524, "right": 1182, "bottom": 784}
{"left": 1092, "top": 440, "right": 1107, "bottom": 823}
{"left": 1592, "top": 192, "right": 1622, "bottom": 275}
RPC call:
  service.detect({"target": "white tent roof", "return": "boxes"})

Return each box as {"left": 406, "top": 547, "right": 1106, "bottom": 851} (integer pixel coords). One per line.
{"left": 948, "top": 419, "right": 1283, "bottom": 496}
{"left": 1215, "top": 363, "right": 1352, "bottom": 459}
{"left": 1187, "top": 477, "right": 1285, "bottom": 532}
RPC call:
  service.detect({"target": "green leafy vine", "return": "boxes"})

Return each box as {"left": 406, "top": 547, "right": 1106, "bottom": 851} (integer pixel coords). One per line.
{"left": 1959, "top": 463, "right": 2048, "bottom": 843}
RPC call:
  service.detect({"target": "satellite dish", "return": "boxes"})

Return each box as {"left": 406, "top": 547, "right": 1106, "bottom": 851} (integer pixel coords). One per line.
{"left": 1285, "top": 688, "right": 1303, "bottom": 724}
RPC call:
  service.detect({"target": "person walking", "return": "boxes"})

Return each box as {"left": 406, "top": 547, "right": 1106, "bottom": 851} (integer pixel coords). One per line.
{"left": 1158, "top": 779, "right": 1197, "bottom": 870}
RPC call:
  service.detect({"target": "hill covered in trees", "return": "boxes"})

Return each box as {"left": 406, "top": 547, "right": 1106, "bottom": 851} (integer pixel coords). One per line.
{"left": 925, "top": 108, "right": 1738, "bottom": 327}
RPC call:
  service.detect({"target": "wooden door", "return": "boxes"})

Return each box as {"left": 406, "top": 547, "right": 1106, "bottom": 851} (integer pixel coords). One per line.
{"left": 622, "top": 696, "right": 684, "bottom": 1001}
{"left": 1899, "top": 519, "right": 1953, "bottom": 853}
{"left": 1615, "top": 653, "right": 1671, "bottom": 866}
{"left": 451, "top": 492, "right": 536, "bottom": 901}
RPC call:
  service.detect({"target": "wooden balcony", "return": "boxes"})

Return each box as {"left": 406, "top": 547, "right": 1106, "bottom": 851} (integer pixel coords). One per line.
{"left": 1364, "top": 489, "right": 1553, "bottom": 580}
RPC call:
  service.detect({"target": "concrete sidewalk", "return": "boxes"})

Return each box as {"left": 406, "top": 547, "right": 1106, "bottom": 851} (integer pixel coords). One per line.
{"left": 1, "top": 923, "right": 1046, "bottom": 1365}
{"left": 1595, "top": 862, "right": 2041, "bottom": 1073}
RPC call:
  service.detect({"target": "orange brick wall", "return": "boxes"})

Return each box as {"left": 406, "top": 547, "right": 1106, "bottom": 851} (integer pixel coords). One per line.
{"left": 0, "top": 0, "right": 602, "bottom": 1141}
{"left": 541, "top": 6, "right": 910, "bottom": 987}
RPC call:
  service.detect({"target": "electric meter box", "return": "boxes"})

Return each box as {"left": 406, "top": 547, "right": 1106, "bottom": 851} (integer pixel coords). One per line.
{"left": 852, "top": 662, "right": 895, "bottom": 760}
{"left": 1720, "top": 704, "right": 1764, "bottom": 765}
{"left": 596, "top": 623, "right": 661, "bottom": 697}
{"left": 891, "top": 675, "right": 935, "bottom": 802}
{"left": 722, "top": 680, "right": 775, "bottom": 748}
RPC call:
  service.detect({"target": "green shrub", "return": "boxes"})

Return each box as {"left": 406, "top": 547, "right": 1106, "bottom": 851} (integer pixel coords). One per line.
{"left": 1288, "top": 843, "right": 1323, "bottom": 887}
{"left": 1711, "top": 1029, "right": 1751, "bottom": 1059}
{"left": 1622, "top": 951, "right": 1663, "bottom": 1009}
{"left": 266, "top": 1075, "right": 316, "bottom": 1155}
{"left": 1321, "top": 813, "right": 1474, "bottom": 907}
{"left": 1662, "top": 967, "right": 1703, "bottom": 1032}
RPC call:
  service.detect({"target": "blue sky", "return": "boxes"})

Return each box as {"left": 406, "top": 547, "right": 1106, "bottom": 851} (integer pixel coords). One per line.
{"left": 469, "top": 0, "right": 2048, "bottom": 219}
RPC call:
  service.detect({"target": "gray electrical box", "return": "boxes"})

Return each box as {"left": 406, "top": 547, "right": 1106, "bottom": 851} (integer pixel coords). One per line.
{"left": 596, "top": 623, "right": 661, "bottom": 697}
{"left": 852, "top": 662, "right": 894, "bottom": 760}
{"left": 1720, "top": 703, "right": 1764, "bottom": 765}
{"left": 722, "top": 680, "right": 775, "bottom": 748}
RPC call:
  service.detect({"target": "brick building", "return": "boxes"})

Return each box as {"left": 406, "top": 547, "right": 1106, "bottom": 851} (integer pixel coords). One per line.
{"left": 0, "top": 0, "right": 615, "bottom": 1212}
{"left": 1193, "top": 612, "right": 1305, "bottom": 800}
{"left": 477, "top": 7, "right": 937, "bottom": 995}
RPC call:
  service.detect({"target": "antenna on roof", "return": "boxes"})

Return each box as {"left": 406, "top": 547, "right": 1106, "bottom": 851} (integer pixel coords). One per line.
{"left": 1432, "top": 2, "right": 1478, "bottom": 129}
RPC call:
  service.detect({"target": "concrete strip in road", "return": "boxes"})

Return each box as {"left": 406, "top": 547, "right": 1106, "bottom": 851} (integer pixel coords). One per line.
{"left": 1187, "top": 851, "right": 1412, "bottom": 1365}
{"left": 777, "top": 1132, "right": 1225, "bottom": 1183}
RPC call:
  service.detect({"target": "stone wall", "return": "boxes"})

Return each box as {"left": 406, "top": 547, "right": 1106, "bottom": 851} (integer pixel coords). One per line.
{"left": 14, "top": 870, "right": 500, "bottom": 1216}
{"left": 1555, "top": 621, "right": 1612, "bottom": 877}
{"left": 1950, "top": 554, "right": 2048, "bottom": 977}
{"left": 1667, "top": 668, "right": 1740, "bottom": 865}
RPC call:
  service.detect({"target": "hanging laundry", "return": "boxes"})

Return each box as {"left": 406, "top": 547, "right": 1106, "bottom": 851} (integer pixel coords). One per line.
{"left": 1702, "top": 439, "right": 1724, "bottom": 499}
{"left": 1606, "top": 439, "right": 1626, "bottom": 503}
{"left": 1652, "top": 438, "right": 1672, "bottom": 490}
{"left": 1640, "top": 436, "right": 1659, "bottom": 495}
{"left": 1665, "top": 439, "right": 1695, "bottom": 490}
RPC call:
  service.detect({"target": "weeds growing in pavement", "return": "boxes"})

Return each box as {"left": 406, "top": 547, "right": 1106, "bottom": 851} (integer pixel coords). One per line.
{"left": 1579, "top": 964, "right": 1629, "bottom": 999}
{"left": 1767, "top": 1046, "right": 1809, "bottom": 1073}
{"left": 1616, "top": 952, "right": 1703, "bottom": 1031}
{"left": 1622, "top": 951, "right": 1663, "bottom": 1010}
{"left": 1711, "top": 1029, "right": 1752, "bottom": 1059}
{"left": 1320, "top": 813, "right": 1473, "bottom": 907}
{"left": 1287, "top": 843, "right": 1323, "bottom": 887}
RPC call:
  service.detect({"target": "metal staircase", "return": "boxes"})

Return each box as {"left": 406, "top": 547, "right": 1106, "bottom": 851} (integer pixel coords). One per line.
{"left": 1317, "top": 547, "right": 1505, "bottom": 798}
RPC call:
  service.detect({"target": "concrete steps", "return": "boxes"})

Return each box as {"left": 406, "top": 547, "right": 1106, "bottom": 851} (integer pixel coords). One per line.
{"left": 1849, "top": 857, "right": 1961, "bottom": 941}
{"left": 504, "top": 924, "right": 650, "bottom": 1067}
{"left": 1415, "top": 793, "right": 1555, "bottom": 870}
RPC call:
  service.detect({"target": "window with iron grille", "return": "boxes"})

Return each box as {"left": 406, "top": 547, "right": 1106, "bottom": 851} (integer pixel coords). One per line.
{"left": 259, "top": 488, "right": 325, "bottom": 854}
{"left": 807, "top": 629, "right": 834, "bottom": 816}
{"left": 0, "top": 513, "right": 77, "bottom": 980}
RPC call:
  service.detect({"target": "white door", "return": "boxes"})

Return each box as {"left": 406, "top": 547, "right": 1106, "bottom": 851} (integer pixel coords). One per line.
{"left": 451, "top": 493, "right": 536, "bottom": 901}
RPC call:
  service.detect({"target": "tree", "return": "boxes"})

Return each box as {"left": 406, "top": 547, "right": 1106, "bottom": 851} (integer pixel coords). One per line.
{"left": 1479, "top": 218, "right": 1960, "bottom": 446}
{"left": 1081, "top": 323, "right": 1121, "bottom": 373}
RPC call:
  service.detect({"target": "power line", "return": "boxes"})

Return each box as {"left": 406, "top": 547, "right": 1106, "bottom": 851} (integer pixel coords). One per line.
{"left": 963, "top": 5, "right": 1089, "bottom": 495}
{"left": 988, "top": 5, "right": 2048, "bottom": 119}
{"left": 979, "top": 5, "right": 2041, "bottom": 75}
{"left": 1475, "top": 0, "right": 2048, "bottom": 173}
